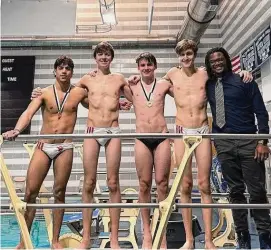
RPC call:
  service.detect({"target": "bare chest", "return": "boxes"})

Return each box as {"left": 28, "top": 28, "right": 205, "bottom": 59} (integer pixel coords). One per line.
{"left": 45, "top": 92, "right": 79, "bottom": 114}
{"left": 88, "top": 79, "right": 121, "bottom": 98}
{"left": 132, "top": 83, "right": 167, "bottom": 103}
{"left": 172, "top": 73, "right": 206, "bottom": 96}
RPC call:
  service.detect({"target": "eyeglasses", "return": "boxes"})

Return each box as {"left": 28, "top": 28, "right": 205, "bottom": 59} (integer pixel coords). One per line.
{"left": 209, "top": 58, "right": 224, "bottom": 65}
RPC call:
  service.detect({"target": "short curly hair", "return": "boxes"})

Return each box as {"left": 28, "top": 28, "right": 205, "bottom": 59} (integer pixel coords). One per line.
{"left": 175, "top": 39, "right": 198, "bottom": 56}
{"left": 205, "top": 47, "right": 232, "bottom": 80}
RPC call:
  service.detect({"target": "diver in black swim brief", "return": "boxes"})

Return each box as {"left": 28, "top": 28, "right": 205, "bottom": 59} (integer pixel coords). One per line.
{"left": 127, "top": 52, "right": 174, "bottom": 249}
{"left": 138, "top": 132, "right": 169, "bottom": 151}
{"left": 138, "top": 138, "right": 166, "bottom": 151}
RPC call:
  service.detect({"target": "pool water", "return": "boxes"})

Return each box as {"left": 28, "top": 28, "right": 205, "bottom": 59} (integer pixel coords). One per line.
{"left": 1, "top": 214, "right": 72, "bottom": 248}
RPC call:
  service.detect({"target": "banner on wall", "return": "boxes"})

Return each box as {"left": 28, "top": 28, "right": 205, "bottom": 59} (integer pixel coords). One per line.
{"left": 240, "top": 44, "right": 257, "bottom": 72}
{"left": 1, "top": 56, "right": 35, "bottom": 133}
{"left": 255, "top": 25, "right": 271, "bottom": 66}
{"left": 240, "top": 24, "right": 271, "bottom": 72}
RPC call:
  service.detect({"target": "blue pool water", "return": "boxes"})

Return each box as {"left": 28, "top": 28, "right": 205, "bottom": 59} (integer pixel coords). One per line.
{"left": 0, "top": 214, "right": 72, "bottom": 248}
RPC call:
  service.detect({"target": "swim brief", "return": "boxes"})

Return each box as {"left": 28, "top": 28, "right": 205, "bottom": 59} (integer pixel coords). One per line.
{"left": 85, "top": 126, "right": 121, "bottom": 146}
{"left": 36, "top": 142, "right": 73, "bottom": 160}
{"left": 175, "top": 124, "right": 209, "bottom": 134}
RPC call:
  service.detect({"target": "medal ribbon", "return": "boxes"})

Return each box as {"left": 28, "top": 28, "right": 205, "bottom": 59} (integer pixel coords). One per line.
{"left": 140, "top": 78, "right": 157, "bottom": 102}
{"left": 53, "top": 85, "right": 71, "bottom": 114}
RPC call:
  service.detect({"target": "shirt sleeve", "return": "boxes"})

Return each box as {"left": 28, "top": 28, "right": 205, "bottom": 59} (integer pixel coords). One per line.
{"left": 250, "top": 81, "right": 269, "bottom": 134}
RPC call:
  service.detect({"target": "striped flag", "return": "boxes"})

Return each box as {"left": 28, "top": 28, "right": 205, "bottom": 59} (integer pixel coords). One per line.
{"left": 231, "top": 55, "right": 241, "bottom": 73}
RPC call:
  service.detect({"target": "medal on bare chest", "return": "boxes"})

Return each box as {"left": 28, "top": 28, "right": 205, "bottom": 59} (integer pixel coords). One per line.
{"left": 53, "top": 85, "right": 71, "bottom": 121}
{"left": 146, "top": 101, "right": 153, "bottom": 107}
{"left": 141, "top": 78, "right": 157, "bottom": 109}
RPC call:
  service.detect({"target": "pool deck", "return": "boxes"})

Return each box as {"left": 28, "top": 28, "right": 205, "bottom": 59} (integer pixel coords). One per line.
{"left": 0, "top": 208, "right": 262, "bottom": 249}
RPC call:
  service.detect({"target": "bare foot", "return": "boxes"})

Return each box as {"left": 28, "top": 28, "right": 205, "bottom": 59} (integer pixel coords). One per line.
{"left": 142, "top": 234, "right": 152, "bottom": 249}
{"left": 78, "top": 240, "right": 91, "bottom": 249}
{"left": 15, "top": 242, "right": 25, "bottom": 249}
{"left": 51, "top": 241, "right": 63, "bottom": 249}
{"left": 110, "top": 241, "right": 120, "bottom": 249}
{"left": 205, "top": 240, "right": 217, "bottom": 250}
{"left": 160, "top": 234, "right": 167, "bottom": 249}
{"left": 180, "top": 240, "right": 194, "bottom": 250}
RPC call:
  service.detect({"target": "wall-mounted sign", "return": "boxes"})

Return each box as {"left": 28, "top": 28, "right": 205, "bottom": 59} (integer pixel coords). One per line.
{"left": 255, "top": 25, "right": 271, "bottom": 66}
{"left": 1, "top": 56, "right": 35, "bottom": 133}
{"left": 240, "top": 24, "right": 271, "bottom": 72}
{"left": 240, "top": 44, "right": 257, "bottom": 72}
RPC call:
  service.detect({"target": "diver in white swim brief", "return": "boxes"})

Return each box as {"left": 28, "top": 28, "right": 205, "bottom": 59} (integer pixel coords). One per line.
{"left": 36, "top": 142, "right": 74, "bottom": 160}
{"left": 85, "top": 126, "right": 121, "bottom": 146}
{"left": 175, "top": 124, "right": 210, "bottom": 134}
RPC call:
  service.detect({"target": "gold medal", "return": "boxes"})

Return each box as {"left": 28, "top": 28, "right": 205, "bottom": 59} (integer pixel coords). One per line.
{"left": 147, "top": 101, "right": 152, "bottom": 107}
{"left": 141, "top": 79, "right": 157, "bottom": 109}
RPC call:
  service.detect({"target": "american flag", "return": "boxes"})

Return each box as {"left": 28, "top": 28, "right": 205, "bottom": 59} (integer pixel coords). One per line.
{"left": 231, "top": 55, "right": 241, "bottom": 73}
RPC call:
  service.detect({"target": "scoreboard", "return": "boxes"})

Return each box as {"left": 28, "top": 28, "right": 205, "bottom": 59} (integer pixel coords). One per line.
{"left": 1, "top": 56, "right": 35, "bottom": 133}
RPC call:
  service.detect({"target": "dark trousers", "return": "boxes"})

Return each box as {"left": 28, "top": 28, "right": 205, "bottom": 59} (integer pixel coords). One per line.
{"left": 214, "top": 139, "right": 271, "bottom": 234}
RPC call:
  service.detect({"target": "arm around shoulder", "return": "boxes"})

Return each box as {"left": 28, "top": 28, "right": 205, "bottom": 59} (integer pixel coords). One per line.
{"left": 75, "top": 74, "right": 89, "bottom": 88}
{"left": 158, "top": 79, "right": 174, "bottom": 97}
{"left": 162, "top": 67, "right": 179, "bottom": 82}
{"left": 120, "top": 75, "right": 133, "bottom": 102}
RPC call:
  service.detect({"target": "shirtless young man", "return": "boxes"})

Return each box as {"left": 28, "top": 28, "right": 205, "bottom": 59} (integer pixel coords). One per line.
{"left": 163, "top": 39, "right": 216, "bottom": 249}
{"left": 2, "top": 56, "right": 88, "bottom": 249}
{"left": 131, "top": 52, "right": 174, "bottom": 249}
{"left": 75, "top": 42, "right": 133, "bottom": 249}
